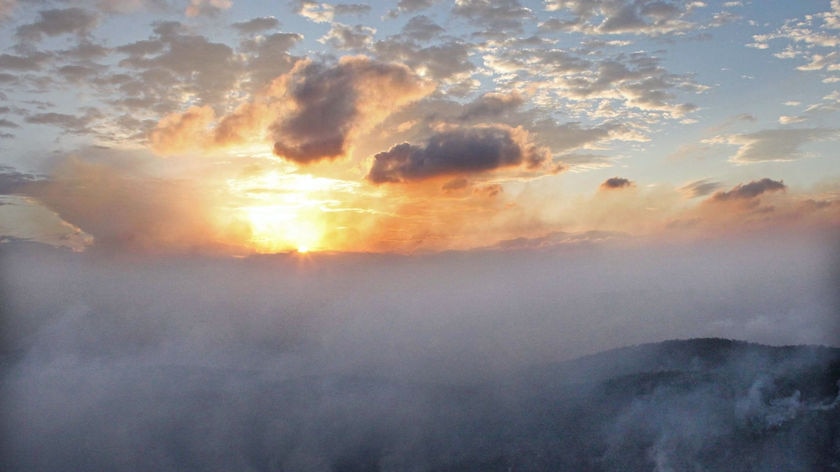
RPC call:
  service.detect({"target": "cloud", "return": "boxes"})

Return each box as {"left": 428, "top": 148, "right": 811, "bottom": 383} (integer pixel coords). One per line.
{"left": 458, "top": 92, "right": 524, "bottom": 121}
{"left": 0, "top": 118, "right": 19, "bottom": 128}
{"left": 681, "top": 179, "right": 722, "bottom": 198}
{"left": 711, "top": 178, "right": 786, "bottom": 202}
{"left": 334, "top": 4, "right": 372, "bottom": 16}
{"left": 0, "top": 52, "right": 51, "bottom": 71}
{"left": 320, "top": 23, "right": 376, "bottom": 50}
{"left": 231, "top": 17, "right": 280, "bottom": 34}
{"left": 452, "top": 0, "right": 535, "bottom": 36}
{"left": 400, "top": 15, "right": 445, "bottom": 41}
{"left": 185, "top": 0, "right": 232, "bottom": 18}
{"left": 295, "top": 1, "right": 335, "bottom": 23}
{"left": 600, "top": 177, "right": 634, "bottom": 190}
{"left": 543, "top": 0, "right": 705, "bottom": 36}
{"left": 367, "top": 126, "right": 549, "bottom": 183}
{"left": 749, "top": 2, "right": 840, "bottom": 83}
{"left": 16, "top": 8, "right": 99, "bottom": 43}
{"left": 271, "top": 57, "right": 432, "bottom": 164}
{"left": 709, "top": 128, "right": 839, "bottom": 163}
{"left": 386, "top": 0, "right": 439, "bottom": 18}
{"left": 481, "top": 44, "right": 703, "bottom": 123}
{"left": 115, "top": 22, "right": 239, "bottom": 108}
{"left": 0, "top": 0, "right": 17, "bottom": 22}
{"left": 149, "top": 105, "right": 216, "bottom": 155}
{"left": 25, "top": 153, "right": 240, "bottom": 254}
{"left": 25, "top": 110, "right": 102, "bottom": 135}
{"left": 0, "top": 165, "right": 39, "bottom": 194}
{"left": 373, "top": 38, "right": 475, "bottom": 82}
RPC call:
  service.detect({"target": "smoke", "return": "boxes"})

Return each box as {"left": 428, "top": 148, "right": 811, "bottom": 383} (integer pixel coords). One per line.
{"left": 1, "top": 235, "right": 838, "bottom": 470}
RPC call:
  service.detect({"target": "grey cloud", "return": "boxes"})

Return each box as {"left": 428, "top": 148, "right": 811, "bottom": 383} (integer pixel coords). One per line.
{"left": 387, "top": 0, "right": 438, "bottom": 18}
{"left": 459, "top": 92, "right": 524, "bottom": 121}
{"left": 681, "top": 179, "right": 722, "bottom": 198}
{"left": 452, "top": 0, "right": 534, "bottom": 34}
{"left": 333, "top": 4, "right": 372, "bottom": 16}
{"left": 374, "top": 39, "right": 474, "bottom": 81}
{"left": 115, "top": 25, "right": 238, "bottom": 107}
{"left": 231, "top": 17, "right": 280, "bottom": 34}
{"left": 600, "top": 176, "right": 634, "bottom": 190}
{"left": 367, "top": 126, "right": 548, "bottom": 183}
{"left": 0, "top": 118, "right": 20, "bottom": 128}
{"left": 62, "top": 41, "right": 110, "bottom": 61}
{"left": 57, "top": 64, "right": 101, "bottom": 83}
{"left": 712, "top": 178, "right": 786, "bottom": 202}
{"left": 240, "top": 32, "right": 302, "bottom": 89}
{"left": 25, "top": 110, "right": 101, "bottom": 134}
{"left": 0, "top": 52, "right": 51, "bottom": 71}
{"left": 401, "top": 15, "right": 444, "bottom": 42}
{"left": 544, "top": 0, "right": 702, "bottom": 36}
{"left": 16, "top": 8, "right": 99, "bottom": 42}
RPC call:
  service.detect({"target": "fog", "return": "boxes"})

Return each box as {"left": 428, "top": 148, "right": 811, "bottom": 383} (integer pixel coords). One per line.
{"left": 1, "top": 236, "right": 838, "bottom": 470}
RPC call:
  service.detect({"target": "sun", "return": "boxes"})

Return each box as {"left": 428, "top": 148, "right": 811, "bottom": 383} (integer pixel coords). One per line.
{"left": 244, "top": 204, "right": 325, "bottom": 253}
{"left": 228, "top": 168, "right": 365, "bottom": 254}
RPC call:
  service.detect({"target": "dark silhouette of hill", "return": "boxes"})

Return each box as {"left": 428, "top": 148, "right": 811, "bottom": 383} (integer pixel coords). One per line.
{"left": 2, "top": 338, "right": 838, "bottom": 471}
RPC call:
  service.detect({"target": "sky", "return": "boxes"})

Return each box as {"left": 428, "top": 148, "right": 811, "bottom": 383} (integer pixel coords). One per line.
{"left": 1, "top": 3, "right": 839, "bottom": 466}
{"left": 0, "top": 0, "right": 838, "bottom": 254}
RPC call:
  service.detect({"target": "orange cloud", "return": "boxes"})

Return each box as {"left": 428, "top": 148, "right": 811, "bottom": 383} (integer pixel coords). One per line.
{"left": 148, "top": 56, "right": 433, "bottom": 163}
{"left": 149, "top": 105, "right": 216, "bottom": 156}
{"left": 270, "top": 56, "right": 434, "bottom": 164}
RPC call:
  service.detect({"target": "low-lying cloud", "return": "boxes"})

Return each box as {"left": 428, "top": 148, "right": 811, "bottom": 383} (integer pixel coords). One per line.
{"left": 0, "top": 236, "right": 838, "bottom": 470}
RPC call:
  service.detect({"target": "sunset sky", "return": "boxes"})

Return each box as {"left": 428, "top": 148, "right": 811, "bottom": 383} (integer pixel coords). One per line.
{"left": 0, "top": 0, "right": 838, "bottom": 254}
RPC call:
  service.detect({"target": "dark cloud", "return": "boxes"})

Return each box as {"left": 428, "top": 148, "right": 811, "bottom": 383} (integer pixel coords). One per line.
{"left": 0, "top": 118, "right": 19, "bottom": 128}
{"left": 367, "top": 126, "right": 548, "bottom": 183}
{"left": 272, "top": 58, "right": 429, "bottom": 164}
{"left": 441, "top": 177, "right": 469, "bottom": 192}
{"left": 712, "top": 178, "right": 786, "bottom": 201}
{"left": 681, "top": 179, "right": 722, "bottom": 198}
{"left": 600, "top": 176, "right": 634, "bottom": 190}
{"left": 0, "top": 165, "right": 40, "bottom": 194}
{"left": 16, "top": 8, "right": 99, "bottom": 43}
{"left": 401, "top": 15, "right": 445, "bottom": 42}
{"left": 231, "top": 17, "right": 280, "bottom": 34}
